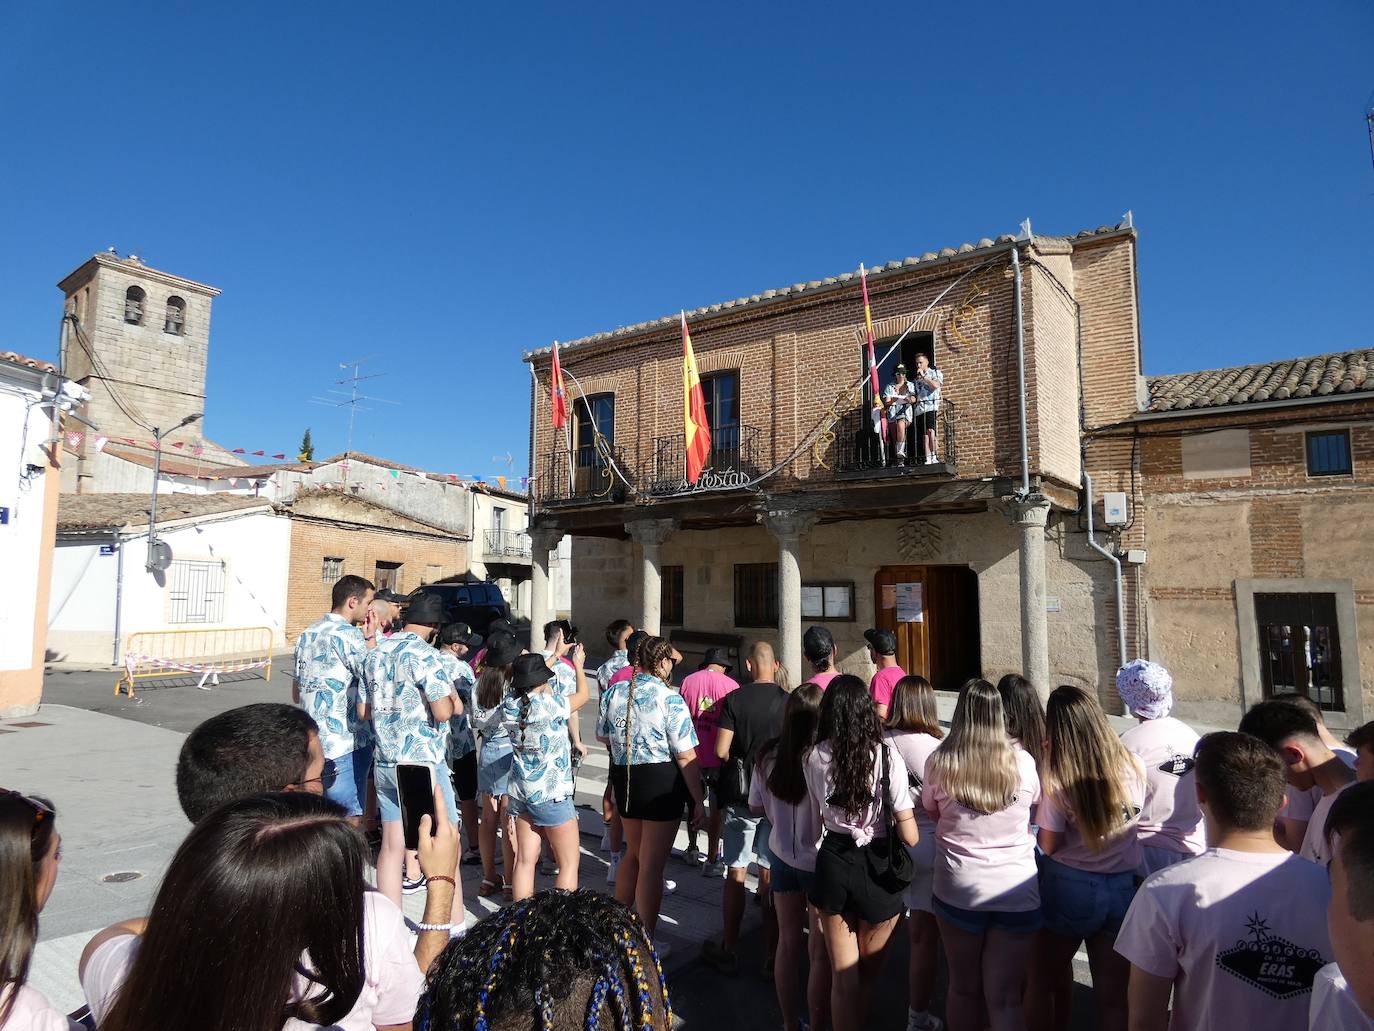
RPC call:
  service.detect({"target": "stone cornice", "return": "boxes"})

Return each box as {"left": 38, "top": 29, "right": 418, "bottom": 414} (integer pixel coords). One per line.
{"left": 58, "top": 254, "right": 222, "bottom": 297}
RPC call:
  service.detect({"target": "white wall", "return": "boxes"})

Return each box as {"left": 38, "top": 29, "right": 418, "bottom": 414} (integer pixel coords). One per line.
{"left": 47, "top": 510, "right": 290, "bottom": 665}
{"left": 0, "top": 382, "right": 55, "bottom": 671}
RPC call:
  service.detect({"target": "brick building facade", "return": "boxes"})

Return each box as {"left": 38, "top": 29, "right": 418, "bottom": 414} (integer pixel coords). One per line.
{"left": 520, "top": 220, "right": 1371, "bottom": 725}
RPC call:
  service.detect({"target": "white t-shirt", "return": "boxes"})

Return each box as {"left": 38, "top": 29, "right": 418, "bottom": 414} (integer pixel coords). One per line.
{"left": 1038, "top": 757, "right": 1147, "bottom": 875}
{"left": 923, "top": 748, "right": 1041, "bottom": 912}
{"left": 82, "top": 892, "right": 424, "bottom": 1030}
{"left": 1300, "top": 779, "right": 1355, "bottom": 866}
{"left": 0, "top": 984, "right": 70, "bottom": 1031}
{"left": 751, "top": 752, "right": 824, "bottom": 872}
{"left": 1115, "top": 848, "right": 1332, "bottom": 1031}
{"left": 886, "top": 730, "right": 942, "bottom": 874}
{"left": 803, "top": 739, "right": 914, "bottom": 847}
{"left": 1120, "top": 716, "right": 1206, "bottom": 857}
{"left": 1310, "top": 963, "right": 1374, "bottom": 1030}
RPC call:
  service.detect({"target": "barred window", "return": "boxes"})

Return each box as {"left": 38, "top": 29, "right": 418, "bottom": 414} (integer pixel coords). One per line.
{"left": 322, "top": 557, "right": 344, "bottom": 582}
{"left": 734, "top": 563, "right": 778, "bottom": 628}
{"left": 661, "top": 565, "right": 684, "bottom": 626}
{"left": 168, "top": 560, "right": 226, "bottom": 624}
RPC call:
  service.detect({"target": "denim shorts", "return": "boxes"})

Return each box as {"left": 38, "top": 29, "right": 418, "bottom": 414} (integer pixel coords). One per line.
{"left": 374, "top": 761, "right": 459, "bottom": 824}
{"left": 1038, "top": 858, "right": 1138, "bottom": 939}
{"left": 767, "top": 848, "right": 815, "bottom": 895}
{"left": 721, "top": 806, "right": 772, "bottom": 870}
{"left": 478, "top": 744, "right": 514, "bottom": 797}
{"left": 507, "top": 794, "right": 576, "bottom": 828}
{"left": 324, "top": 741, "right": 374, "bottom": 817}
{"left": 932, "top": 895, "right": 1043, "bottom": 936}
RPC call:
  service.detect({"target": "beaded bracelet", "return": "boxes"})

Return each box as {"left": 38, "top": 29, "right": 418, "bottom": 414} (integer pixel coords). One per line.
{"left": 427, "top": 875, "right": 456, "bottom": 888}
{"left": 417, "top": 921, "right": 452, "bottom": 932}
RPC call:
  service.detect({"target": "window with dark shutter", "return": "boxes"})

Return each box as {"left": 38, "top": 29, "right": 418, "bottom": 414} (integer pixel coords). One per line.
{"left": 734, "top": 563, "right": 779, "bottom": 628}
{"left": 1305, "top": 430, "right": 1352, "bottom": 477}
{"left": 662, "top": 565, "right": 684, "bottom": 626}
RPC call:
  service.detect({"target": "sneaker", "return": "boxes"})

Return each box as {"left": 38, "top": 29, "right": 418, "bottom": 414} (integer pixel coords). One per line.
{"left": 461, "top": 847, "right": 482, "bottom": 866}
{"left": 704, "top": 860, "right": 727, "bottom": 878}
{"left": 401, "top": 874, "right": 427, "bottom": 895}
{"left": 928, "top": 453, "right": 939, "bottom": 465}
{"left": 607, "top": 851, "right": 621, "bottom": 887}
{"left": 907, "top": 1015, "right": 944, "bottom": 1031}
{"left": 538, "top": 857, "right": 558, "bottom": 877}
{"left": 683, "top": 846, "right": 705, "bottom": 866}
{"left": 663, "top": 878, "right": 677, "bottom": 894}
{"left": 700, "top": 940, "right": 739, "bottom": 975}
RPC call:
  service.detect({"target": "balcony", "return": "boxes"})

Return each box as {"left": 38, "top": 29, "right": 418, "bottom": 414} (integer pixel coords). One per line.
{"left": 824, "top": 400, "right": 958, "bottom": 480}
{"left": 483, "top": 529, "right": 532, "bottom": 561}
{"left": 538, "top": 445, "right": 630, "bottom": 506}
{"left": 646, "top": 424, "right": 762, "bottom": 497}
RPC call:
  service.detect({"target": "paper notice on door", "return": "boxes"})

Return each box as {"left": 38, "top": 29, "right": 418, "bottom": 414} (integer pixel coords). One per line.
{"left": 881, "top": 584, "right": 897, "bottom": 609}
{"left": 895, "top": 582, "right": 924, "bottom": 623}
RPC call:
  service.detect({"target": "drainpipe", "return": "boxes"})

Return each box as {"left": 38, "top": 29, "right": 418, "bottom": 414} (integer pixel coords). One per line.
{"left": 1011, "top": 236, "right": 1031, "bottom": 498}
{"left": 111, "top": 532, "right": 125, "bottom": 668}
{"left": 1083, "top": 470, "right": 1127, "bottom": 671}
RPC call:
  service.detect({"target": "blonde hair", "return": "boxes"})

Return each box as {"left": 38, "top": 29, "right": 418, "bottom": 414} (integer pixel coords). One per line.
{"left": 928, "top": 679, "right": 1020, "bottom": 814}
{"left": 1043, "top": 685, "right": 1143, "bottom": 852}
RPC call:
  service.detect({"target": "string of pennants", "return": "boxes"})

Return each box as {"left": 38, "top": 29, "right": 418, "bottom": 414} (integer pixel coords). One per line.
{"left": 61, "top": 431, "right": 530, "bottom": 493}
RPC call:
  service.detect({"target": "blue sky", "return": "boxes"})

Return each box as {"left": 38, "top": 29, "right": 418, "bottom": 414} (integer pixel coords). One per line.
{"left": 3, "top": 2, "right": 1371, "bottom": 478}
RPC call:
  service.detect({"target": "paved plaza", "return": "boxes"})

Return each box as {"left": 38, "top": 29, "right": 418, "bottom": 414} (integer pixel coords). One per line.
{"left": 9, "top": 660, "right": 1114, "bottom": 1028}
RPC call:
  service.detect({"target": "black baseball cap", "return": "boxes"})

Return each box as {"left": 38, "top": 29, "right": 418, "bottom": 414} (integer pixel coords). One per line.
{"left": 437, "top": 622, "right": 482, "bottom": 649}
{"left": 376, "top": 589, "right": 409, "bottom": 603}
{"left": 405, "top": 592, "right": 446, "bottom": 627}
{"left": 803, "top": 626, "right": 835, "bottom": 662}
{"left": 894, "top": 363, "right": 907, "bottom": 374}
{"left": 698, "top": 646, "right": 733, "bottom": 674}
{"left": 864, "top": 628, "right": 897, "bottom": 656}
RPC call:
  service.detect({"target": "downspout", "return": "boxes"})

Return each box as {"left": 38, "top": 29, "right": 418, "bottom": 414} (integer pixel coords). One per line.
{"left": 1011, "top": 238, "right": 1031, "bottom": 497}
{"left": 1083, "top": 469, "right": 1127, "bottom": 671}
{"left": 111, "top": 531, "right": 125, "bottom": 668}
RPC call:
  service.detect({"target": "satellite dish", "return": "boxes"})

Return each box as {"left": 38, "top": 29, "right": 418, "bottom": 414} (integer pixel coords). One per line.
{"left": 147, "top": 539, "right": 173, "bottom": 572}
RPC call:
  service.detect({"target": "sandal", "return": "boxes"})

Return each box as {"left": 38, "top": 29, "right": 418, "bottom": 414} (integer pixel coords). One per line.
{"left": 477, "top": 876, "right": 504, "bottom": 898}
{"left": 502, "top": 884, "right": 514, "bottom": 902}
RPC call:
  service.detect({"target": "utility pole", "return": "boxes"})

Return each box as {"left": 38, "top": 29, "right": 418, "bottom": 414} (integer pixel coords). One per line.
{"left": 146, "top": 411, "right": 202, "bottom": 571}
{"left": 309, "top": 359, "right": 398, "bottom": 486}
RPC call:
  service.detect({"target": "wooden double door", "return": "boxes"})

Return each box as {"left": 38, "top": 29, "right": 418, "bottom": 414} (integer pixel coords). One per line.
{"left": 874, "top": 565, "right": 981, "bottom": 692}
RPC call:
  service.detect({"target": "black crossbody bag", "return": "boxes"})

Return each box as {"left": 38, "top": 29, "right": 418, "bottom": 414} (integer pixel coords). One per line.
{"left": 865, "top": 743, "right": 915, "bottom": 893}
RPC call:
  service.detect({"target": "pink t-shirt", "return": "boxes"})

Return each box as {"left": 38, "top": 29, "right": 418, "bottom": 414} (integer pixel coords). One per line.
{"left": 750, "top": 752, "right": 824, "bottom": 871}
{"left": 1038, "top": 757, "right": 1147, "bottom": 874}
{"left": 0, "top": 984, "right": 69, "bottom": 1031}
{"left": 1120, "top": 716, "right": 1206, "bottom": 858}
{"left": 803, "top": 739, "right": 914, "bottom": 846}
{"left": 870, "top": 665, "right": 906, "bottom": 709}
{"left": 807, "top": 670, "right": 839, "bottom": 691}
{"left": 1309, "top": 963, "right": 1374, "bottom": 1031}
{"left": 679, "top": 668, "right": 738, "bottom": 770}
{"left": 1301, "top": 779, "right": 1355, "bottom": 866}
{"left": 608, "top": 663, "right": 635, "bottom": 687}
{"left": 83, "top": 891, "right": 425, "bottom": 1031}
{"left": 1115, "top": 848, "right": 1332, "bottom": 1031}
{"left": 923, "top": 748, "right": 1041, "bottom": 911}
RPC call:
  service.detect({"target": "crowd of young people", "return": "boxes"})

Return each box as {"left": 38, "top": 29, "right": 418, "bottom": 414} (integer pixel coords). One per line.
{"left": 5, "top": 574, "right": 1374, "bottom": 1031}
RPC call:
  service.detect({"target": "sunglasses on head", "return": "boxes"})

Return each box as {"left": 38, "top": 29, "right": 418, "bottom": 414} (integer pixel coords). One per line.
{"left": 298, "top": 759, "right": 338, "bottom": 791}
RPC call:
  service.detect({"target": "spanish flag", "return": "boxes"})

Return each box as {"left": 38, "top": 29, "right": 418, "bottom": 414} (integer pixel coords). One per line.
{"left": 550, "top": 340, "right": 568, "bottom": 430}
{"left": 682, "top": 312, "right": 711, "bottom": 484}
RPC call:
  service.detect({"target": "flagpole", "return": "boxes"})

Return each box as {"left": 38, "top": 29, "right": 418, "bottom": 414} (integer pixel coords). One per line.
{"left": 861, "top": 264, "right": 887, "bottom": 465}
{"left": 528, "top": 362, "right": 539, "bottom": 514}
{"left": 554, "top": 341, "right": 575, "bottom": 496}
{"left": 681, "top": 312, "right": 688, "bottom": 484}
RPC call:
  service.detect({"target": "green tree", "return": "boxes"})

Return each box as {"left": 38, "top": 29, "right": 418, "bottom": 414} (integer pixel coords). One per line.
{"left": 298, "top": 428, "right": 315, "bottom": 462}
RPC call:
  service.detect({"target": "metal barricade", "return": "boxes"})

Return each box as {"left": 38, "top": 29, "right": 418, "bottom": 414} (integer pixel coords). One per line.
{"left": 116, "top": 626, "right": 274, "bottom": 699}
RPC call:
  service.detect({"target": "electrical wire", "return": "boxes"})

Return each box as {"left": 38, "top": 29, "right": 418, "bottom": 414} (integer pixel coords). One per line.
{"left": 62, "top": 312, "right": 155, "bottom": 433}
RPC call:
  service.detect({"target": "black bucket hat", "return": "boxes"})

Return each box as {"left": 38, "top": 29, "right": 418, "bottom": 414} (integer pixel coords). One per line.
{"left": 698, "top": 646, "right": 733, "bottom": 674}
{"left": 482, "top": 630, "right": 521, "bottom": 668}
{"left": 405, "top": 592, "right": 446, "bottom": 627}
{"left": 511, "top": 653, "right": 556, "bottom": 691}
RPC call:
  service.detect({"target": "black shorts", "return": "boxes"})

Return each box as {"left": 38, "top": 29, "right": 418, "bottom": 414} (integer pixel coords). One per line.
{"left": 808, "top": 831, "right": 905, "bottom": 924}
{"left": 610, "top": 761, "right": 689, "bottom": 822}
{"left": 450, "top": 751, "right": 478, "bottom": 803}
{"left": 914, "top": 410, "right": 936, "bottom": 437}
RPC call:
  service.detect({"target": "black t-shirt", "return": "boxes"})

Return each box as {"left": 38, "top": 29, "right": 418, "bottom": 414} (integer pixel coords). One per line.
{"left": 717, "top": 681, "right": 787, "bottom": 804}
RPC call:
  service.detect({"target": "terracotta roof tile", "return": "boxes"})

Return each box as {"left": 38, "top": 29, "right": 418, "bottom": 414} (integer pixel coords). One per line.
{"left": 0, "top": 351, "right": 59, "bottom": 375}
{"left": 1146, "top": 349, "right": 1374, "bottom": 413}
{"left": 57, "top": 492, "right": 272, "bottom": 532}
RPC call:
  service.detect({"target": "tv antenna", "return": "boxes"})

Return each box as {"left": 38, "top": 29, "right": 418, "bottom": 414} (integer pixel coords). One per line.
{"left": 308, "top": 358, "right": 399, "bottom": 483}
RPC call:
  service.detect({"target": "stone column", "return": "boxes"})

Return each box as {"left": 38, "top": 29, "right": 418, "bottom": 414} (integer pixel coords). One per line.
{"left": 626, "top": 518, "right": 677, "bottom": 637}
{"left": 1010, "top": 497, "right": 1052, "bottom": 700}
{"left": 529, "top": 527, "right": 565, "bottom": 634}
{"left": 763, "top": 510, "right": 819, "bottom": 687}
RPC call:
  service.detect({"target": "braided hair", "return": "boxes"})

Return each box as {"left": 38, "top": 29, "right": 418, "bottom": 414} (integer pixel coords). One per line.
{"left": 416, "top": 889, "right": 671, "bottom": 1031}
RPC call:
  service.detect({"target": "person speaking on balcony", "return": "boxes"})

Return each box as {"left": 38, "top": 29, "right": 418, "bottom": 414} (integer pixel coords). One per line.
{"left": 912, "top": 352, "right": 943, "bottom": 465}
{"left": 882, "top": 365, "right": 916, "bottom": 465}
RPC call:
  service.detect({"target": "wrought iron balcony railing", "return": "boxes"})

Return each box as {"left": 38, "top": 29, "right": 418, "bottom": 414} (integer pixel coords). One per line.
{"left": 646, "top": 424, "right": 761, "bottom": 496}
{"left": 824, "top": 400, "right": 958, "bottom": 478}
{"left": 538, "top": 444, "right": 630, "bottom": 505}
{"left": 483, "top": 529, "right": 532, "bottom": 560}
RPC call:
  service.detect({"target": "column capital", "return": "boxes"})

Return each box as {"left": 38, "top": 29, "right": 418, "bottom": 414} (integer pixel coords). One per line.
{"left": 529, "top": 525, "right": 565, "bottom": 550}
{"left": 761, "top": 509, "right": 819, "bottom": 542}
{"left": 998, "top": 495, "right": 1051, "bottom": 528}
{"left": 625, "top": 518, "right": 677, "bottom": 548}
